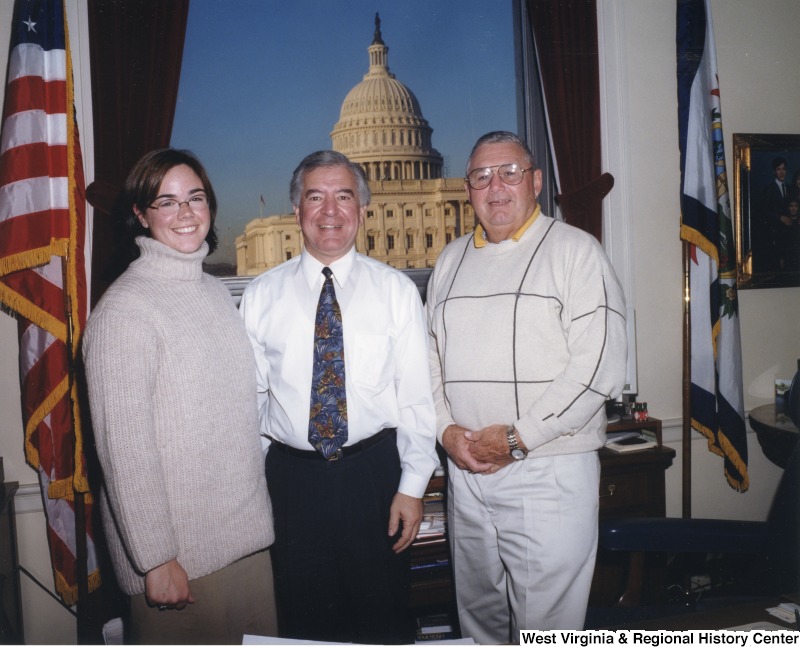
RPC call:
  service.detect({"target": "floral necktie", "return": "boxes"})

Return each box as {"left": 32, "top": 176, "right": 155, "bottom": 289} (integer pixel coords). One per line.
{"left": 308, "top": 267, "right": 348, "bottom": 459}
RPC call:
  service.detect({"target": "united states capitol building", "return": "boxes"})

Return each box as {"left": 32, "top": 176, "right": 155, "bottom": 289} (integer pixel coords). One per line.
{"left": 234, "top": 16, "right": 476, "bottom": 275}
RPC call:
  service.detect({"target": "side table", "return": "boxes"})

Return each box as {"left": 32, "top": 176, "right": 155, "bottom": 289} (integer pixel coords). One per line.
{"left": 749, "top": 403, "right": 799, "bottom": 468}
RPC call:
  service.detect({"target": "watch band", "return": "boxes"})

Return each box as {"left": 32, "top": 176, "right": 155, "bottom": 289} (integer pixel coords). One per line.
{"left": 506, "top": 425, "right": 527, "bottom": 460}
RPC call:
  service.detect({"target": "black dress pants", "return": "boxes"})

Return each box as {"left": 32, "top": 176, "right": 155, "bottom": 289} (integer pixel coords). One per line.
{"left": 265, "top": 431, "right": 412, "bottom": 644}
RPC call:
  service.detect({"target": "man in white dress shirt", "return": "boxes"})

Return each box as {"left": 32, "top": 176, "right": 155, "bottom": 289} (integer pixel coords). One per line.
{"left": 240, "top": 150, "right": 438, "bottom": 644}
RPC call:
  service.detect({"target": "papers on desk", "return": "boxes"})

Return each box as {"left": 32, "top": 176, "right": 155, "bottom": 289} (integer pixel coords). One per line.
{"left": 605, "top": 429, "right": 658, "bottom": 453}
{"left": 766, "top": 601, "right": 800, "bottom": 626}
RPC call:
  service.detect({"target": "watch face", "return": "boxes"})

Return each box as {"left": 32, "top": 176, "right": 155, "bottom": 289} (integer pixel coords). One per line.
{"left": 511, "top": 448, "right": 526, "bottom": 460}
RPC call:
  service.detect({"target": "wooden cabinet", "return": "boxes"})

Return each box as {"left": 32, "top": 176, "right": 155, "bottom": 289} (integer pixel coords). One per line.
{"left": 410, "top": 418, "right": 676, "bottom": 611}
{"left": 598, "top": 447, "right": 675, "bottom": 518}
{"left": 592, "top": 418, "right": 676, "bottom": 605}
{"left": 598, "top": 417, "right": 674, "bottom": 518}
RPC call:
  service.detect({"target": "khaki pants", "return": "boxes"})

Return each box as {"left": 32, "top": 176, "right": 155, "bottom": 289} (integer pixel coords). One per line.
{"left": 449, "top": 452, "right": 600, "bottom": 644}
{"left": 128, "top": 549, "right": 277, "bottom": 644}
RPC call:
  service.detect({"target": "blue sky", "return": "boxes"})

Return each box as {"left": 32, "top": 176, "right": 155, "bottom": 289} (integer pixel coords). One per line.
{"left": 170, "top": 1, "right": 517, "bottom": 264}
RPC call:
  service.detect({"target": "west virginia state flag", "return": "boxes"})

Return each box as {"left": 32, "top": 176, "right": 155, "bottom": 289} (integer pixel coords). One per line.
{"left": 0, "top": 0, "right": 100, "bottom": 603}
{"left": 677, "top": 0, "right": 748, "bottom": 491}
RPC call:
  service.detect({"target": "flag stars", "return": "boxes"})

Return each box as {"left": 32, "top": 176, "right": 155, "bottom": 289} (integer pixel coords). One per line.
{"left": 23, "top": 17, "right": 37, "bottom": 32}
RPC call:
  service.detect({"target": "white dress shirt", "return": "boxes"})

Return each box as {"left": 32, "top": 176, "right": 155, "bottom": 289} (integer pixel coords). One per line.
{"left": 240, "top": 247, "right": 438, "bottom": 498}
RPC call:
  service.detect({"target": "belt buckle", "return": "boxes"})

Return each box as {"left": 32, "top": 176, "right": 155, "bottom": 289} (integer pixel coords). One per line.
{"left": 327, "top": 448, "right": 343, "bottom": 461}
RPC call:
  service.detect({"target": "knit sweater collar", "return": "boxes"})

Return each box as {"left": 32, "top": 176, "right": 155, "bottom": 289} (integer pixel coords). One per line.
{"left": 132, "top": 236, "right": 208, "bottom": 281}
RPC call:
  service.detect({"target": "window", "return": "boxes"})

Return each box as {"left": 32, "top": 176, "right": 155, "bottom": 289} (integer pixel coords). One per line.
{"left": 285, "top": 234, "right": 291, "bottom": 241}
{"left": 426, "top": 233, "right": 433, "bottom": 248}
{"left": 367, "top": 235, "right": 375, "bottom": 251}
{"left": 445, "top": 232, "right": 452, "bottom": 244}
{"left": 406, "top": 233, "right": 414, "bottom": 249}
{"left": 387, "top": 234, "right": 395, "bottom": 251}
{"left": 171, "top": 2, "right": 516, "bottom": 274}
{"left": 386, "top": 209, "right": 394, "bottom": 218}
{"left": 285, "top": 251, "right": 292, "bottom": 260}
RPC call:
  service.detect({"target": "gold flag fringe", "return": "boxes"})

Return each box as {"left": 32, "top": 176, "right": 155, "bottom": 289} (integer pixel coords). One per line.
{"left": 680, "top": 223, "right": 718, "bottom": 264}
{"left": 0, "top": 283, "right": 67, "bottom": 341}
{"left": 64, "top": 5, "right": 90, "bottom": 498}
{"left": 54, "top": 567, "right": 102, "bottom": 608}
{"left": 691, "top": 415, "right": 749, "bottom": 492}
{"left": 0, "top": 240, "right": 68, "bottom": 277}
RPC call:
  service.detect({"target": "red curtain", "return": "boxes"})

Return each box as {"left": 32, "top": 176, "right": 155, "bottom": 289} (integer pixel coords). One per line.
{"left": 87, "top": 0, "right": 190, "bottom": 302}
{"left": 78, "top": 2, "right": 190, "bottom": 637}
{"left": 527, "top": 0, "right": 611, "bottom": 242}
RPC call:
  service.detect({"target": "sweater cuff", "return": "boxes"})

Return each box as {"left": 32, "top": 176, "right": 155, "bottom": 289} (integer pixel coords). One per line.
{"left": 435, "top": 418, "right": 456, "bottom": 445}
{"left": 514, "top": 408, "right": 568, "bottom": 452}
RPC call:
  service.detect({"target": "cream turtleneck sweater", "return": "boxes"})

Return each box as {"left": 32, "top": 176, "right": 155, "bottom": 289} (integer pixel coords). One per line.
{"left": 82, "top": 236, "right": 273, "bottom": 595}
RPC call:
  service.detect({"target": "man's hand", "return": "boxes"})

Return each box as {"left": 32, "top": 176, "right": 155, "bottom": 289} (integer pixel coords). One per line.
{"left": 145, "top": 558, "right": 195, "bottom": 610}
{"left": 388, "top": 492, "right": 423, "bottom": 553}
{"left": 466, "top": 424, "right": 528, "bottom": 472}
{"left": 441, "top": 424, "right": 495, "bottom": 473}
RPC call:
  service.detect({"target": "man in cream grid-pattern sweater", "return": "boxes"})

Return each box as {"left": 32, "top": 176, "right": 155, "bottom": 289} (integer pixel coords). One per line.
{"left": 427, "top": 131, "right": 627, "bottom": 643}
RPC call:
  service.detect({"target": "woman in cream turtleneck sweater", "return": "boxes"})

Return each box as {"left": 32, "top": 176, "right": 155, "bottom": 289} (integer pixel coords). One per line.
{"left": 82, "top": 149, "right": 276, "bottom": 644}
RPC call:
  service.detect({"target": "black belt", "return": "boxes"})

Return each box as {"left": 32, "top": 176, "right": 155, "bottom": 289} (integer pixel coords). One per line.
{"left": 269, "top": 427, "right": 396, "bottom": 461}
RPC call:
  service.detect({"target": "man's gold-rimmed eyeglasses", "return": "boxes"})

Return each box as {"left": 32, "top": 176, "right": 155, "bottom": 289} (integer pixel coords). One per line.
{"left": 465, "top": 164, "right": 533, "bottom": 190}
{"left": 148, "top": 194, "right": 210, "bottom": 217}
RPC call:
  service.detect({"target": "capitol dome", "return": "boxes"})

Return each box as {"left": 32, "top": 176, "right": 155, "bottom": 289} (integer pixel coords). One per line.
{"left": 331, "top": 14, "right": 444, "bottom": 181}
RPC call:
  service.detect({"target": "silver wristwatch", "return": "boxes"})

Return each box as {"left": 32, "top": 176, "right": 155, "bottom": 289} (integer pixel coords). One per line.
{"left": 506, "top": 425, "right": 527, "bottom": 460}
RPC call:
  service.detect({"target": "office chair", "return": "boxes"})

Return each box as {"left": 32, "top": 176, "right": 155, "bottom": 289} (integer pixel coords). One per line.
{"left": 596, "top": 439, "right": 800, "bottom": 614}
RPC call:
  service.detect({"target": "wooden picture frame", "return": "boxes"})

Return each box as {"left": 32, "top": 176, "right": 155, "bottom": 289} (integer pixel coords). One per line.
{"left": 732, "top": 133, "right": 800, "bottom": 288}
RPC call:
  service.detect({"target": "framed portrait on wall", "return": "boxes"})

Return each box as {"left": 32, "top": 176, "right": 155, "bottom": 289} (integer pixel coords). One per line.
{"left": 733, "top": 133, "right": 800, "bottom": 289}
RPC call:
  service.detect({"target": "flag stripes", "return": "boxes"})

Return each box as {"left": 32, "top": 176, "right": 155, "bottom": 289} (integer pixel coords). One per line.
{"left": 0, "top": 0, "right": 99, "bottom": 604}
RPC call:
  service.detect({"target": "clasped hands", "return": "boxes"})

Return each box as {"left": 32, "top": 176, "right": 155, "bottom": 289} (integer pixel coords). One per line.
{"left": 442, "top": 423, "right": 525, "bottom": 475}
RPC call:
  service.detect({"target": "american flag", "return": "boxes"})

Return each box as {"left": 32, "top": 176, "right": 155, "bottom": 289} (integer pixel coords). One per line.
{"left": 0, "top": 0, "right": 100, "bottom": 603}
{"left": 677, "top": 0, "right": 748, "bottom": 491}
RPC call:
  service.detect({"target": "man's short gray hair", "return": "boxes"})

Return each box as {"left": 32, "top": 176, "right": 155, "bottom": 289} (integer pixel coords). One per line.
{"left": 466, "top": 131, "right": 536, "bottom": 174}
{"left": 290, "top": 150, "right": 371, "bottom": 208}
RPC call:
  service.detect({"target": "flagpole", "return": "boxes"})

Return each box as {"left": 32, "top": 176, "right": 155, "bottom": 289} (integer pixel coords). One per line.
{"left": 62, "top": 255, "right": 90, "bottom": 641}
{"left": 682, "top": 242, "right": 692, "bottom": 519}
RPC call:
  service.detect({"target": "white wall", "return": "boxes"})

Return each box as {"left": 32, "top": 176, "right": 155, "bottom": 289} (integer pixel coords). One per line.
{"left": 616, "top": 0, "right": 799, "bottom": 521}
{"left": 0, "top": 0, "right": 798, "bottom": 642}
